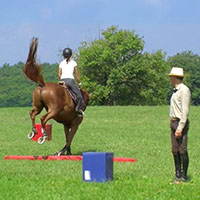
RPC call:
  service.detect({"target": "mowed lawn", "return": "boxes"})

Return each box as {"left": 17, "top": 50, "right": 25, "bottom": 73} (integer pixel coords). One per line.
{"left": 0, "top": 106, "right": 200, "bottom": 200}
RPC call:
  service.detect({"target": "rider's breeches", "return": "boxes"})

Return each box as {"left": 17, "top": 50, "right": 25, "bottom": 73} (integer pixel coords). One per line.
{"left": 61, "top": 78, "right": 83, "bottom": 110}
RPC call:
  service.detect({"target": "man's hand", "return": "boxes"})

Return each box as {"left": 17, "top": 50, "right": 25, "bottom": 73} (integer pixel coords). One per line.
{"left": 175, "top": 130, "right": 182, "bottom": 138}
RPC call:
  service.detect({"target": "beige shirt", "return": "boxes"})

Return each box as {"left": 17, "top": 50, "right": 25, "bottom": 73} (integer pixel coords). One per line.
{"left": 169, "top": 83, "right": 191, "bottom": 131}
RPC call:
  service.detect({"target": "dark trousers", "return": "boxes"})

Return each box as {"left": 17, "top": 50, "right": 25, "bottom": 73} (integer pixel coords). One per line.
{"left": 170, "top": 119, "right": 189, "bottom": 177}
{"left": 61, "top": 78, "right": 83, "bottom": 110}
{"left": 170, "top": 120, "right": 189, "bottom": 154}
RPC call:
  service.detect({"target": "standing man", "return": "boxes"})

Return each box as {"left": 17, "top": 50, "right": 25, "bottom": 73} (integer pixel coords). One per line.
{"left": 58, "top": 48, "right": 84, "bottom": 117}
{"left": 168, "top": 67, "right": 191, "bottom": 182}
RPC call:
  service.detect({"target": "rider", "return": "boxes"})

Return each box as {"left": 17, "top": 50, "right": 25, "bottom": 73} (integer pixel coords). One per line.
{"left": 58, "top": 48, "right": 84, "bottom": 117}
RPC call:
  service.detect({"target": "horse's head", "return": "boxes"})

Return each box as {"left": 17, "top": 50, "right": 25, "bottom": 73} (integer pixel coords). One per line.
{"left": 81, "top": 89, "right": 91, "bottom": 111}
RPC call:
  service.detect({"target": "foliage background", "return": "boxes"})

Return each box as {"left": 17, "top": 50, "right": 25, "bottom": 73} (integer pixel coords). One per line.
{"left": 78, "top": 26, "right": 170, "bottom": 106}
{"left": 0, "top": 26, "right": 200, "bottom": 107}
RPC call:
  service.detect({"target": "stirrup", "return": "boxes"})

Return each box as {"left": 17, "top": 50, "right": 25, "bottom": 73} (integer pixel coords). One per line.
{"left": 77, "top": 109, "right": 84, "bottom": 117}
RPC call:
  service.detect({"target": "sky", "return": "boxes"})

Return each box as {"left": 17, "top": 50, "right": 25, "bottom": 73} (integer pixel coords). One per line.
{"left": 0, "top": 0, "right": 200, "bottom": 66}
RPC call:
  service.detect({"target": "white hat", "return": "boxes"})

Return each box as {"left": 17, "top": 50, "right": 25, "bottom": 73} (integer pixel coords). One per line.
{"left": 168, "top": 67, "right": 184, "bottom": 77}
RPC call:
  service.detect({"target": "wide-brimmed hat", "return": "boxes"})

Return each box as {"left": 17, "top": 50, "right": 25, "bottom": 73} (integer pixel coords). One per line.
{"left": 168, "top": 67, "right": 184, "bottom": 77}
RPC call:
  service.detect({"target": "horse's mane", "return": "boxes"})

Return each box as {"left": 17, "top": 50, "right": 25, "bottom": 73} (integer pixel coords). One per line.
{"left": 23, "top": 37, "right": 45, "bottom": 86}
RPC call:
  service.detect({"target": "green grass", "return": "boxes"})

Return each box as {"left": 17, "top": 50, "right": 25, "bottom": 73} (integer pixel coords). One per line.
{"left": 0, "top": 106, "right": 200, "bottom": 200}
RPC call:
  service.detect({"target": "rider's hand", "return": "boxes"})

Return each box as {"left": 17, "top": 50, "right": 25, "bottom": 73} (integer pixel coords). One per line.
{"left": 78, "top": 82, "right": 82, "bottom": 89}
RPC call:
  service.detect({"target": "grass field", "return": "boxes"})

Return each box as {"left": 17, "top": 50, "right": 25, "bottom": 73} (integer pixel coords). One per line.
{"left": 0, "top": 106, "right": 200, "bottom": 200}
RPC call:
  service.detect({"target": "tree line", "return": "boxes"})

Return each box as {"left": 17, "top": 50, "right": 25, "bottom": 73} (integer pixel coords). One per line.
{"left": 0, "top": 26, "right": 200, "bottom": 107}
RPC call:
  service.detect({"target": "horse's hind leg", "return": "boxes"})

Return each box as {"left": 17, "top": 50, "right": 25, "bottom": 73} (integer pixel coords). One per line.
{"left": 38, "top": 108, "right": 60, "bottom": 144}
{"left": 28, "top": 106, "right": 43, "bottom": 139}
{"left": 30, "top": 106, "right": 43, "bottom": 128}
{"left": 40, "top": 109, "right": 60, "bottom": 127}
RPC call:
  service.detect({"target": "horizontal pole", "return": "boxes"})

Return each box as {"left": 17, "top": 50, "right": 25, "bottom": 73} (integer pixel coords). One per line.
{"left": 4, "top": 155, "right": 137, "bottom": 162}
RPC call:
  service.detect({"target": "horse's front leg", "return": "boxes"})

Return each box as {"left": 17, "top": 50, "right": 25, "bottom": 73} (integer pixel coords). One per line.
{"left": 64, "top": 125, "right": 72, "bottom": 155}
{"left": 56, "top": 125, "right": 79, "bottom": 155}
{"left": 66, "top": 125, "right": 79, "bottom": 155}
{"left": 55, "top": 125, "right": 71, "bottom": 155}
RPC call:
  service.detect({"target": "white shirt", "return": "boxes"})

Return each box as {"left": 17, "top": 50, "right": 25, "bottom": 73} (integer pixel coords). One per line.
{"left": 59, "top": 59, "right": 77, "bottom": 79}
{"left": 169, "top": 83, "right": 191, "bottom": 131}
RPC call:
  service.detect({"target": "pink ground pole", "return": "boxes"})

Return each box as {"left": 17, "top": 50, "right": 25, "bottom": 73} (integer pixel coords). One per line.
{"left": 4, "top": 155, "right": 137, "bottom": 162}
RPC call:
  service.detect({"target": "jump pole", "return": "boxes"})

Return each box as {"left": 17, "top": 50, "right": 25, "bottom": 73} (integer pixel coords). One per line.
{"left": 4, "top": 155, "right": 137, "bottom": 162}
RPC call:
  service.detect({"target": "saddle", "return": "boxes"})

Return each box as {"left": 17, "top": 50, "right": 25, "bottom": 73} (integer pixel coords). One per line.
{"left": 58, "top": 81, "right": 78, "bottom": 105}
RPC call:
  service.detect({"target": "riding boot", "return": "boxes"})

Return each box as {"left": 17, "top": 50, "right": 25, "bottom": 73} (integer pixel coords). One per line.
{"left": 173, "top": 153, "right": 182, "bottom": 181}
{"left": 181, "top": 152, "right": 189, "bottom": 182}
{"left": 75, "top": 98, "right": 84, "bottom": 117}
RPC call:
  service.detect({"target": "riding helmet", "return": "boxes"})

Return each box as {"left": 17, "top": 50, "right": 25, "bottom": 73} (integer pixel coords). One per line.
{"left": 63, "top": 48, "right": 72, "bottom": 58}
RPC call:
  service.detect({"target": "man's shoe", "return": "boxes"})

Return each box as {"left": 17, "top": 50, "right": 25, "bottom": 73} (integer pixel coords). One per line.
{"left": 181, "top": 174, "right": 188, "bottom": 182}
{"left": 174, "top": 176, "right": 182, "bottom": 182}
{"left": 174, "top": 171, "right": 182, "bottom": 182}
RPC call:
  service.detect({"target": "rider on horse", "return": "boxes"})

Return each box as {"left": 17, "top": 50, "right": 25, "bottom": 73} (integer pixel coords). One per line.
{"left": 58, "top": 48, "right": 84, "bottom": 117}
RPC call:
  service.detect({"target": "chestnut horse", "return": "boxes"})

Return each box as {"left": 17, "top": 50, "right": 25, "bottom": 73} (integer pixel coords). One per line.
{"left": 23, "top": 37, "right": 90, "bottom": 155}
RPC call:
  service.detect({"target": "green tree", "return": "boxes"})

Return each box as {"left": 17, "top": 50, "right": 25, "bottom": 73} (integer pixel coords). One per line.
{"left": 108, "top": 51, "right": 170, "bottom": 105}
{"left": 78, "top": 26, "right": 169, "bottom": 105}
{"left": 0, "top": 62, "right": 58, "bottom": 107}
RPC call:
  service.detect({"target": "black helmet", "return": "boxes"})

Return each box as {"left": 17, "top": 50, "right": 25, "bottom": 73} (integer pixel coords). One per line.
{"left": 63, "top": 48, "right": 72, "bottom": 58}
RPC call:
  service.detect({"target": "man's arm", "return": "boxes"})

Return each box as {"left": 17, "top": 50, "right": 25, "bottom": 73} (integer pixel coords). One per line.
{"left": 177, "top": 87, "right": 191, "bottom": 131}
{"left": 175, "top": 87, "right": 191, "bottom": 138}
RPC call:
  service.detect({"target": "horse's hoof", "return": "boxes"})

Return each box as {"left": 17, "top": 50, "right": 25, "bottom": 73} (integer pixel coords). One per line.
{"left": 57, "top": 152, "right": 62, "bottom": 156}
{"left": 38, "top": 137, "right": 46, "bottom": 144}
{"left": 27, "top": 131, "right": 35, "bottom": 139}
{"left": 54, "top": 151, "right": 64, "bottom": 156}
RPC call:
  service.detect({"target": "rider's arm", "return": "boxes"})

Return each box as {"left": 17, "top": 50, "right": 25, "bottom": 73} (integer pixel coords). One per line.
{"left": 58, "top": 67, "right": 62, "bottom": 80}
{"left": 74, "top": 66, "right": 81, "bottom": 86}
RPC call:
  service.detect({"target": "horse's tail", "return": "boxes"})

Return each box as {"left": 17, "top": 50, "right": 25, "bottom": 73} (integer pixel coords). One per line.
{"left": 23, "top": 37, "right": 45, "bottom": 87}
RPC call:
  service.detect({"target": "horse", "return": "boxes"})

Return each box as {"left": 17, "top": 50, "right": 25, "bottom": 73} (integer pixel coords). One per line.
{"left": 23, "top": 37, "right": 90, "bottom": 155}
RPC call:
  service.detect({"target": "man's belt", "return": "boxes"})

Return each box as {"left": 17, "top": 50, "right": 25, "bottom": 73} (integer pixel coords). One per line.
{"left": 171, "top": 117, "right": 180, "bottom": 121}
